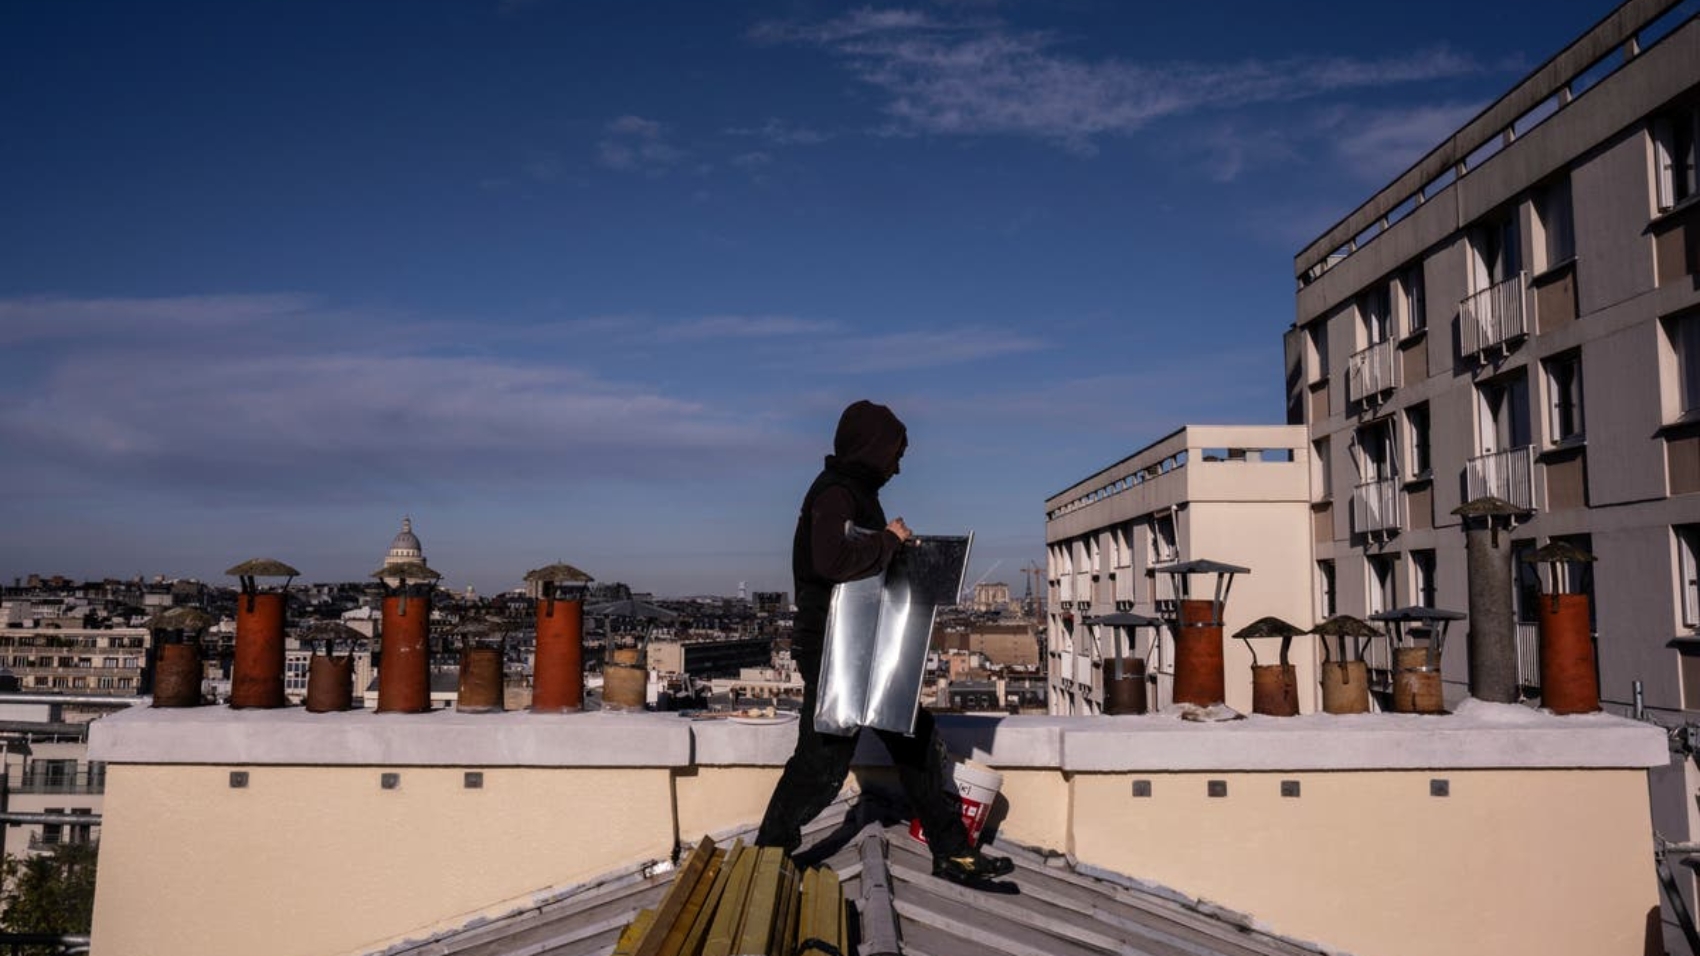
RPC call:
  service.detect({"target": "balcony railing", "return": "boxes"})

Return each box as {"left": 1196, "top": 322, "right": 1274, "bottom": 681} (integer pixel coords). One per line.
{"left": 1516, "top": 623, "right": 1541, "bottom": 689}
{"left": 1351, "top": 477, "right": 1404, "bottom": 535}
{"left": 1347, "top": 339, "right": 1399, "bottom": 403}
{"left": 1460, "top": 271, "right": 1529, "bottom": 355}
{"left": 7, "top": 766, "right": 105, "bottom": 795}
{"left": 1466, "top": 446, "right": 1537, "bottom": 510}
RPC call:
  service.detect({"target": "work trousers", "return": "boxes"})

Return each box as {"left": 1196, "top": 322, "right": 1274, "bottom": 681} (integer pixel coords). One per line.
{"left": 755, "top": 643, "right": 971, "bottom": 858}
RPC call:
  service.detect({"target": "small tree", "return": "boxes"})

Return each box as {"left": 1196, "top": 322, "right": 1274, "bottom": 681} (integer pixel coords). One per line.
{"left": 0, "top": 842, "right": 98, "bottom": 942}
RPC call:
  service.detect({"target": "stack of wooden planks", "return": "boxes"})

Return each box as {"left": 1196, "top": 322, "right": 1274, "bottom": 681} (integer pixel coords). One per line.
{"left": 613, "top": 836, "right": 848, "bottom": 956}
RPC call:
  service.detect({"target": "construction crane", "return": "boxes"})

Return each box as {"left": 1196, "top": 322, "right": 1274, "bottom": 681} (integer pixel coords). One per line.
{"left": 1021, "top": 561, "right": 1046, "bottom": 625}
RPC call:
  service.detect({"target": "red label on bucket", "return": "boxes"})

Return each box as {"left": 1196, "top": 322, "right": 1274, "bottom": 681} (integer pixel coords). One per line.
{"left": 910, "top": 762, "right": 1002, "bottom": 846}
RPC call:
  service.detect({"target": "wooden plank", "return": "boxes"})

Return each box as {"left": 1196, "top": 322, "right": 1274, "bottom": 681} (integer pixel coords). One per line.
{"left": 702, "top": 843, "right": 758, "bottom": 956}
{"left": 612, "top": 908, "right": 656, "bottom": 956}
{"left": 735, "top": 846, "right": 784, "bottom": 955}
{"left": 679, "top": 842, "right": 741, "bottom": 956}
{"left": 632, "top": 836, "right": 718, "bottom": 956}
{"left": 775, "top": 856, "right": 800, "bottom": 956}
{"left": 654, "top": 847, "right": 725, "bottom": 956}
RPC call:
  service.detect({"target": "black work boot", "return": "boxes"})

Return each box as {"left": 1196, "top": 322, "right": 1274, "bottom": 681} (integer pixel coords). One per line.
{"left": 931, "top": 849, "right": 1015, "bottom": 887}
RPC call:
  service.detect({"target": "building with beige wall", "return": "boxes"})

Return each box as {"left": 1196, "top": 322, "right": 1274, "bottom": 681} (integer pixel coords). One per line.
{"left": 1044, "top": 425, "right": 1316, "bottom": 715}
{"left": 84, "top": 703, "right": 1668, "bottom": 956}
{"left": 1286, "top": 0, "right": 1700, "bottom": 939}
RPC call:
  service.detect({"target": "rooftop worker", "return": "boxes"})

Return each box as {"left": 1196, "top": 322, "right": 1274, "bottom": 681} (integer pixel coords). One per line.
{"left": 755, "top": 399, "right": 1014, "bottom": 888}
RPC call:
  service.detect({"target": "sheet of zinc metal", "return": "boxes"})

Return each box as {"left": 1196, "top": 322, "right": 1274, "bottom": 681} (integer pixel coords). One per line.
{"left": 816, "top": 534, "right": 971, "bottom": 736}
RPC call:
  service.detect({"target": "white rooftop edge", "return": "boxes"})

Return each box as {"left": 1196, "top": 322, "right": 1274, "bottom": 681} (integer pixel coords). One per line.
{"left": 89, "top": 700, "right": 1668, "bottom": 772}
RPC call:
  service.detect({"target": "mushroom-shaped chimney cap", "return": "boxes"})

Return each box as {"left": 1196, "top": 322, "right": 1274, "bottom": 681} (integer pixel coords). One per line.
{"left": 1233, "top": 616, "right": 1306, "bottom": 639}
{"left": 370, "top": 562, "right": 442, "bottom": 581}
{"left": 1524, "top": 541, "right": 1596, "bottom": 564}
{"left": 1087, "top": 611, "right": 1163, "bottom": 628}
{"left": 224, "top": 558, "right": 301, "bottom": 578}
{"left": 1160, "top": 559, "right": 1251, "bottom": 576}
{"left": 1311, "top": 614, "right": 1383, "bottom": 638}
{"left": 523, "top": 562, "right": 594, "bottom": 585}
{"left": 1451, "top": 496, "right": 1530, "bottom": 518}
{"left": 146, "top": 607, "right": 216, "bottom": 633}
{"left": 1369, "top": 605, "right": 1467, "bottom": 623}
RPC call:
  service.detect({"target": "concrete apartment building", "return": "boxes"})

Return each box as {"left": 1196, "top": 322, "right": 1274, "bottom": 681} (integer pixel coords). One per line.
{"left": 1286, "top": 0, "right": 1700, "bottom": 929}
{"left": 0, "top": 627, "right": 150, "bottom": 694}
{"left": 1043, "top": 425, "right": 1315, "bottom": 715}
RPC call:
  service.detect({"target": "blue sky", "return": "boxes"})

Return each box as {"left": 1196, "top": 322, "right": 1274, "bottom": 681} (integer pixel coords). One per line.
{"left": 0, "top": 0, "right": 1619, "bottom": 596}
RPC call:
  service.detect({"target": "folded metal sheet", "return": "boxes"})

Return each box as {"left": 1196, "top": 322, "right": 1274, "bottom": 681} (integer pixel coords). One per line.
{"left": 816, "top": 534, "right": 972, "bottom": 736}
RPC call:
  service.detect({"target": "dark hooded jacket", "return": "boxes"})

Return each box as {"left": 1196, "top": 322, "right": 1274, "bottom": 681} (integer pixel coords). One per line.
{"left": 790, "top": 401, "right": 908, "bottom": 650}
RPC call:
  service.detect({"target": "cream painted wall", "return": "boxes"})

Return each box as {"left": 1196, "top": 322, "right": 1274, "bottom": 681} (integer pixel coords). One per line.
{"left": 89, "top": 765, "right": 676, "bottom": 956}
{"left": 1070, "top": 769, "right": 1660, "bottom": 956}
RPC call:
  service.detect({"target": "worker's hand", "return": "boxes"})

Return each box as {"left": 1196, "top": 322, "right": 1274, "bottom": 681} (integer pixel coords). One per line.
{"left": 886, "top": 517, "right": 913, "bottom": 543}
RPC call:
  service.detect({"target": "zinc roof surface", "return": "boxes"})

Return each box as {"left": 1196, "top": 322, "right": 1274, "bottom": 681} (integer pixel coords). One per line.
{"left": 375, "top": 797, "right": 1338, "bottom": 956}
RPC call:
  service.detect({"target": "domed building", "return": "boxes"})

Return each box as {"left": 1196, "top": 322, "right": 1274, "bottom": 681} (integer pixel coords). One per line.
{"left": 383, "top": 517, "right": 427, "bottom": 570}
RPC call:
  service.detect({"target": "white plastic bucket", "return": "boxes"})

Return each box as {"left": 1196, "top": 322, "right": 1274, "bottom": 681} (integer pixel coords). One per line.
{"left": 909, "top": 759, "right": 1004, "bottom": 846}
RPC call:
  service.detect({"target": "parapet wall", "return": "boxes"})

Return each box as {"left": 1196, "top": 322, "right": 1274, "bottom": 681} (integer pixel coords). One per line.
{"left": 88, "top": 704, "right": 1669, "bottom": 956}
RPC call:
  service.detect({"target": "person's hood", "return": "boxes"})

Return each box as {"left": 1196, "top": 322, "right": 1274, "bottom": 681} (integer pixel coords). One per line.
{"left": 825, "top": 400, "right": 907, "bottom": 488}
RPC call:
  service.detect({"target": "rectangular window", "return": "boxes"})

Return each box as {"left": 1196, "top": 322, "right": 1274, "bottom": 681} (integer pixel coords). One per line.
{"left": 1544, "top": 352, "right": 1585, "bottom": 443}
{"left": 1308, "top": 322, "right": 1330, "bottom": 380}
{"left": 1478, "top": 373, "right": 1532, "bottom": 452}
{"left": 1367, "top": 556, "right": 1396, "bottom": 616}
{"left": 1538, "top": 177, "right": 1575, "bottom": 268}
{"left": 1411, "top": 550, "right": 1437, "bottom": 608}
{"left": 1313, "top": 437, "right": 1332, "bottom": 499}
{"left": 1150, "top": 513, "right": 1177, "bottom": 565}
{"left": 1317, "top": 560, "right": 1337, "bottom": 619}
{"left": 1359, "top": 284, "right": 1392, "bottom": 345}
{"left": 1671, "top": 312, "right": 1700, "bottom": 418}
{"left": 1655, "top": 106, "right": 1700, "bottom": 212}
{"left": 1513, "top": 540, "right": 1541, "bottom": 625}
{"left": 1406, "top": 403, "right": 1432, "bottom": 476}
{"left": 1403, "top": 263, "right": 1427, "bottom": 334}
{"left": 1355, "top": 418, "right": 1397, "bottom": 481}
{"left": 1470, "top": 212, "right": 1522, "bottom": 291}
{"left": 1678, "top": 525, "right": 1700, "bottom": 628}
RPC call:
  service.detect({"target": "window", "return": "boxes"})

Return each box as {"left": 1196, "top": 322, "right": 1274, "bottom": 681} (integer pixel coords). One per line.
{"left": 1359, "top": 284, "right": 1392, "bottom": 346}
{"left": 1367, "top": 555, "right": 1396, "bottom": 616}
{"left": 1355, "top": 418, "right": 1397, "bottom": 481}
{"left": 1150, "top": 513, "right": 1178, "bottom": 565}
{"left": 1513, "top": 540, "right": 1541, "bottom": 626}
{"left": 1478, "top": 373, "right": 1532, "bottom": 452}
{"left": 1307, "top": 322, "right": 1330, "bottom": 381}
{"left": 1671, "top": 312, "right": 1700, "bottom": 418}
{"left": 1679, "top": 525, "right": 1700, "bottom": 628}
{"left": 1470, "top": 211, "right": 1522, "bottom": 292}
{"left": 1537, "top": 177, "right": 1575, "bottom": 268}
{"left": 1313, "top": 437, "right": 1332, "bottom": 499}
{"left": 1654, "top": 105, "right": 1700, "bottom": 212}
{"left": 1544, "top": 352, "right": 1584, "bottom": 443}
{"left": 1317, "top": 560, "right": 1337, "bottom": 619}
{"left": 1412, "top": 550, "right": 1437, "bottom": 608}
{"left": 1406, "top": 403, "right": 1432, "bottom": 476}
{"left": 1403, "top": 263, "right": 1427, "bottom": 334}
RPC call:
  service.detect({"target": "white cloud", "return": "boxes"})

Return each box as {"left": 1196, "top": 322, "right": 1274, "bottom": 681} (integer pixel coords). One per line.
{"left": 0, "top": 296, "right": 792, "bottom": 502}
{"left": 657, "top": 314, "right": 840, "bottom": 340}
{"left": 723, "top": 118, "right": 833, "bottom": 146}
{"left": 830, "top": 326, "right": 1046, "bottom": 372}
{"left": 597, "top": 115, "right": 686, "bottom": 173}
{"left": 755, "top": 8, "right": 1482, "bottom": 152}
{"left": 1328, "top": 101, "right": 1487, "bottom": 183}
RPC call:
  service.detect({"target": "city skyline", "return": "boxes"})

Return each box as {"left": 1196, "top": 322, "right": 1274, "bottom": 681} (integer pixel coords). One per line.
{"left": 0, "top": 0, "right": 1619, "bottom": 596}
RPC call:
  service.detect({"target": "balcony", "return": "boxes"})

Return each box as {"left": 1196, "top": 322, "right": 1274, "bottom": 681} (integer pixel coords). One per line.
{"left": 1346, "top": 339, "right": 1399, "bottom": 404}
{"left": 1466, "top": 446, "right": 1537, "bottom": 509}
{"left": 1460, "top": 271, "right": 1529, "bottom": 356}
{"left": 1351, "top": 476, "right": 1404, "bottom": 535}
{"left": 7, "top": 766, "right": 105, "bottom": 795}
